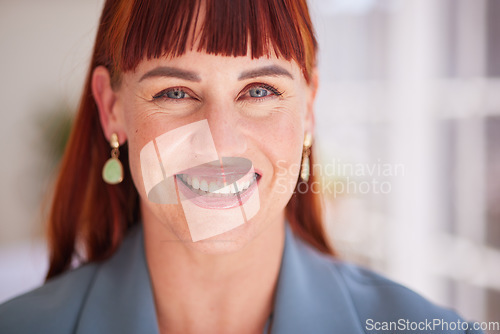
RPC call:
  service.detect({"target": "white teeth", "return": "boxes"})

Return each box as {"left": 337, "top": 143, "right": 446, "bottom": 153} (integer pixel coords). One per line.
{"left": 235, "top": 178, "right": 250, "bottom": 191}
{"left": 192, "top": 177, "right": 200, "bottom": 190}
{"left": 216, "top": 184, "right": 231, "bottom": 194}
{"left": 208, "top": 181, "right": 218, "bottom": 193}
{"left": 180, "top": 173, "right": 258, "bottom": 196}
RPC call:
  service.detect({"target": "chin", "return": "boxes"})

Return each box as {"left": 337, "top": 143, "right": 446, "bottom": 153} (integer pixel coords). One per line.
{"left": 182, "top": 216, "right": 263, "bottom": 254}
{"left": 142, "top": 184, "right": 285, "bottom": 254}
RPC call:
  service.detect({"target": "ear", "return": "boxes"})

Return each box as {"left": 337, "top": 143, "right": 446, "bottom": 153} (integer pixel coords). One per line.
{"left": 304, "top": 67, "right": 318, "bottom": 137}
{"left": 92, "top": 66, "right": 126, "bottom": 144}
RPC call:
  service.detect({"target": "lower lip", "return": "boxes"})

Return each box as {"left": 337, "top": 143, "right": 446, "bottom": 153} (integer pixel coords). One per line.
{"left": 175, "top": 174, "right": 260, "bottom": 210}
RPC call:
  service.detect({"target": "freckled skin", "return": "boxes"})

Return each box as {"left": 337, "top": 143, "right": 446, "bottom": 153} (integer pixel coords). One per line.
{"left": 108, "top": 50, "right": 316, "bottom": 252}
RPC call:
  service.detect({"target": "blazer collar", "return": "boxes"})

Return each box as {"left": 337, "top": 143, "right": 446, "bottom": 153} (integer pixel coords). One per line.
{"left": 75, "top": 223, "right": 363, "bottom": 334}
{"left": 270, "top": 224, "right": 364, "bottom": 333}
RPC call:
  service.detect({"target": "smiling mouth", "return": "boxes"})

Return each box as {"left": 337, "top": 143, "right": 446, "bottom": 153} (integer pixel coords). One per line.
{"left": 175, "top": 172, "right": 261, "bottom": 197}
{"left": 174, "top": 157, "right": 261, "bottom": 209}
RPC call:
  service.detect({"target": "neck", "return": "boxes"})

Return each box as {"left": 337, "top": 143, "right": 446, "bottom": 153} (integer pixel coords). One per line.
{"left": 142, "top": 208, "right": 285, "bottom": 334}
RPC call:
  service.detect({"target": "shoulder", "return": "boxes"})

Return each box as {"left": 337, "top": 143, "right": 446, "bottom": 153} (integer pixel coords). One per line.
{"left": 0, "top": 225, "right": 150, "bottom": 334}
{"left": 0, "top": 262, "right": 99, "bottom": 333}
{"left": 332, "top": 261, "right": 461, "bottom": 327}
{"left": 288, "top": 231, "right": 483, "bottom": 333}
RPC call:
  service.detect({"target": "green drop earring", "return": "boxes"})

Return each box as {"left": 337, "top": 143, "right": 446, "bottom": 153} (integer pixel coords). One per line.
{"left": 102, "top": 133, "right": 124, "bottom": 185}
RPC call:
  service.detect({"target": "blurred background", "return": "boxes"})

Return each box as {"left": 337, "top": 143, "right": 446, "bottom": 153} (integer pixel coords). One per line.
{"left": 0, "top": 0, "right": 499, "bottom": 330}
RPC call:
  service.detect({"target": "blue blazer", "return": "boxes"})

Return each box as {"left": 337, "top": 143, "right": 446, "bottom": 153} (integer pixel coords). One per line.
{"left": 0, "top": 223, "right": 483, "bottom": 333}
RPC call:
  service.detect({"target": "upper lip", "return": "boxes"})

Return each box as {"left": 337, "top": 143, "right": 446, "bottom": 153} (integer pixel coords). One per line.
{"left": 175, "top": 157, "right": 260, "bottom": 180}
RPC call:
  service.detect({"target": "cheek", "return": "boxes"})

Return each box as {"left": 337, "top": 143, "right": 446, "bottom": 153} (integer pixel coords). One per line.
{"left": 267, "top": 101, "right": 309, "bottom": 199}
{"left": 245, "top": 103, "right": 306, "bottom": 199}
{"left": 123, "top": 110, "right": 220, "bottom": 204}
{"left": 120, "top": 101, "right": 180, "bottom": 200}
{"left": 125, "top": 127, "right": 157, "bottom": 201}
{"left": 268, "top": 114, "right": 303, "bottom": 163}
{"left": 266, "top": 99, "right": 307, "bottom": 164}
{"left": 270, "top": 115, "right": 303, "bottom": 193}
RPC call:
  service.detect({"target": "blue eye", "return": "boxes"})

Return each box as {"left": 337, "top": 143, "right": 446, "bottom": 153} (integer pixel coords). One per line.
{"left": 166, "top": 89, "right": 186, "bottom": 99}
{"left": 153, "top": 88, "right": 190, "bottom": 100}
{"left": 249, "top": 87, "right": 269, "bottom": 98}
{"left": 243, "top": 84, "right": 283, "bottom": 100}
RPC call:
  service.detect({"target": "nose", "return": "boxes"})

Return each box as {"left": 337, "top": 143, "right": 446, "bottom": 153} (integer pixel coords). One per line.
{"left": 200, "top": 102, "right": 248, "bottom": 158}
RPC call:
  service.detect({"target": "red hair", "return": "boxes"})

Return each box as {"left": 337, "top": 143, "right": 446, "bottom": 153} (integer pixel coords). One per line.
{"left": 46, "top": 0, "right": 333, "bottom": 280}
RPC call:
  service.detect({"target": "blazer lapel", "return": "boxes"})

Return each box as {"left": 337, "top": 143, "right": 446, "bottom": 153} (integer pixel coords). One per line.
{"left": 75, "top": 226, "right": 159, "bottom": 334}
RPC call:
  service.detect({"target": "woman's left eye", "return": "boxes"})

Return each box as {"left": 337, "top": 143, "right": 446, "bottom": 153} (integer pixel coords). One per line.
{"left": 249, "top": 87, "right": 269, "bottom": 98}
{"left": 242, "top": 84, "right": 283, "bottom": 100}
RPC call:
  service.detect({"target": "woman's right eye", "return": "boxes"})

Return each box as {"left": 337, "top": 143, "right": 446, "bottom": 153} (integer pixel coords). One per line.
{"left": 153, "top": 88, "right": 191, "bottom": 100}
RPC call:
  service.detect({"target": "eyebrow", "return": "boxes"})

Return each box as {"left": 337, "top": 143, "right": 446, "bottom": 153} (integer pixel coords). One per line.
{"left": 139, "top": 64, "right": 294, "bottom": 82}
{"left": 238, "top": 65, "right": 294, "bottom": 80}
{"left": 139, "top": 67, "right": 201, "bottom": 82}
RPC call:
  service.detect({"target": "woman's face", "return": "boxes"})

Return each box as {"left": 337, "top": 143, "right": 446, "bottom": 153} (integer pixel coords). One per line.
{"left": 101, "top": 50, "right": 316, "bottom": 252}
